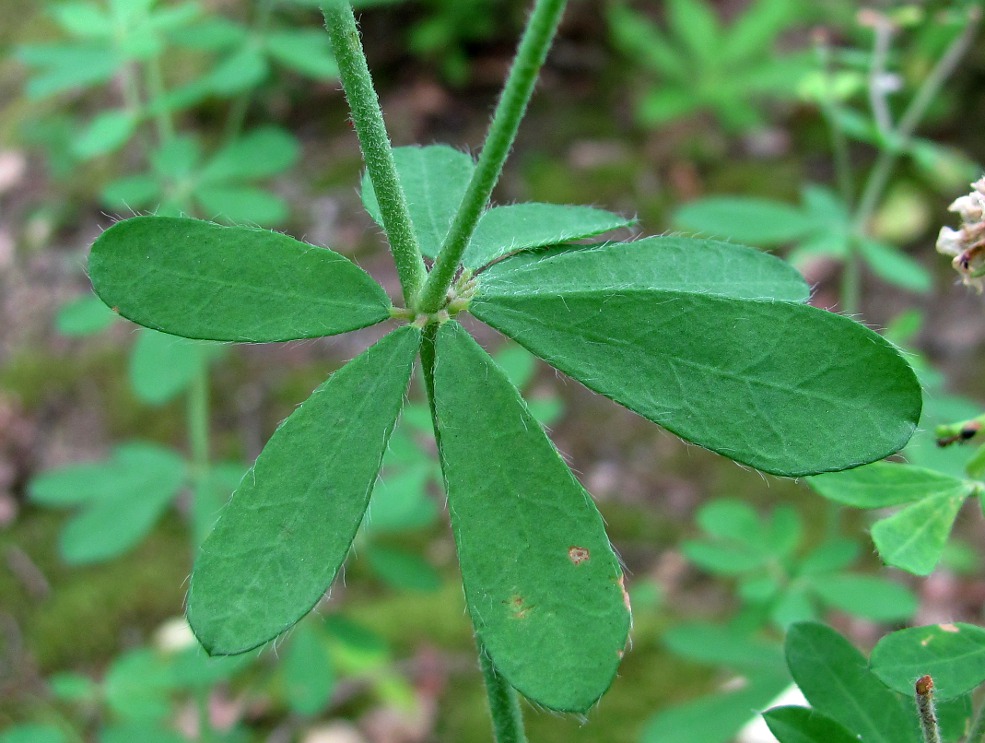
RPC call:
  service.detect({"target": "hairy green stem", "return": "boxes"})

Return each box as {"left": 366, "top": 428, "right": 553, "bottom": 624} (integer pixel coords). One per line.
{"left": 479, "top": 643, "right": 527, "bottom": 743}
{"left": 323, "top": 1, "right": 426, "bottom": 306}
{"left": 187, "top": 361, "right": 213, "bottom": 549}
{"left": 916, "top": 676, "right": 943, "bottom": 743}
{"left": 416, "top": 0, "right": 568, "bottom": 313}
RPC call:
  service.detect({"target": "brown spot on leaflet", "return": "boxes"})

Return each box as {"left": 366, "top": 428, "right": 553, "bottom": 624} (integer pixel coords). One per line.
{"left": 568, "top": 546, "right": 590, "bottom": 565}
{"left": 506, "top": 595, "right": 530, "bottom": 620}
{"left": 939, "top": 623, "right": 960, "bottom": 633}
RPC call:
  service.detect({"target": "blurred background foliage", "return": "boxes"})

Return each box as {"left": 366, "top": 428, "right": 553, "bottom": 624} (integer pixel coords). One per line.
{"left": 1, "top": 0, "right": 985, "bottom": 741}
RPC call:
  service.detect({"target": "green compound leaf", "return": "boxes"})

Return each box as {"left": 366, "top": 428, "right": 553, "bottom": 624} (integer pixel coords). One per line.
{"left": 784, "top": 622, "right": 915, "bottom": 743}
{"left": 472, "top": 243, "right": 920, "bottom": 476}
{"left": 56, "top": 293, "right": 117, "bottom": 336}
{"left": 430, "top": 321, "right": 630, "bottom": 712}
{"left": 763, "top": 706, "right": 860, "bottom": 743}
{"left": 870, "top": 623, "right": 985, "bottom": 702}
{"left": 871, "top": 490, "right": 970, "bottom": 576}
{"left": 477, "top": 236, "right": 810, "bottom": 301}
{"left": 29, "top": 443, "right": 186, "bottom": 565}
{"left": 89, "top": 216, "right": 391, "bottom": 341}
{"left": 361, "top": 145, "right": 475, "bottom": 257}
{"left": 194, "top": 184, "right": 289, "bottom": 226}
{"left": 464, "top": 203, "right": 636, "bottom": 269}
{"left": 187, "top": 327, "right": 420, "bottom": 654}
{"left": 809, "top": 462, "right": 969, "bottom": 508}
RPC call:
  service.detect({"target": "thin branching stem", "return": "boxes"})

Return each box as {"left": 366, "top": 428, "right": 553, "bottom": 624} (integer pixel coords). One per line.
{"left": 967, "top": 697, "right": 985, "bottom": 743}
{"left": 323, "top": 0, "right": 426, "bottom": 306}
{"left": 916, "top": 675, "right": 943, "bottom": 743}
{"left": 416, "top": 0, "right": 568, "bottom": 314}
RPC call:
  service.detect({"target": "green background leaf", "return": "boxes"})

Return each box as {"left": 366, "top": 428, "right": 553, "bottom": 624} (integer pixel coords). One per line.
{"left": 361, "top": 145, "right": 475, "bottom": 257}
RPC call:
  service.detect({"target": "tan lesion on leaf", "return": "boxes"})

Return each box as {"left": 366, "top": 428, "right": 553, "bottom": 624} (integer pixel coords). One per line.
{"left": 568, "top": 546, "right": 590, "bottom": 565}
{"left": 506, "top": 594, "right": 531, "bottom": 620}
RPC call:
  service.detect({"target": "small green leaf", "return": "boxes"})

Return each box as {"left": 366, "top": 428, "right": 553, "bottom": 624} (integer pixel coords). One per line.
{"left": 430, "top": 321, "right": 630, "bottom": 712}
{"left": 763, "top": 706, "right": 860, "bottom": 743}
{"left": 102, "top": 174, "right": 161, "bottom": 210}
{"left": 367, "top": 546, "right": 441, "bottom": 592}
{"left": 56, "top": 294, "right": 117, "bottom": 336}
{"left": 810, "top": 462, "right": 968, "bottom": 508}
{"left": 195, "top": 184, "right": 289, "bottom": 226}
{"left": 0, "top": 726, "right": 67, "bottom": 743}
{"left": 18, "top": 44, "right": 121, "bottom": 99}
{"left": 361, "top": 145, "right": 475, "bottom": 257}
{"left": 871, "top": 490, "right": 969, "bottom": 576}
{"left": 89, "top": 216, "right": 391, "bottom": 342}
{"left": 265, "top": 30, "right": 339, "bottom": 79}
{"left": 365, "top": 463, "right": 437, "bottom": 533}
{"left": 808, "top": 574, "right": 917, "bottom": 621}
{"left": 49, "top": 671, "right": 98, "bottom": 701}
{"left": 103, "top": 648, "right": 174, "bottom": 722}
{"left": 641, "top": 673, "right": 790, "bottom": 743}
{"left": 200, "top": 126, "right": 300, "bottom": 183}
{"left": 666, "top": 0, "right": 721, "bottom": 64}
{"left": 859, "top": 238, "right": 932, "bottom": 294}
{"left": 674, "top": 197, "right": 815, "bottom": 246}
{"left": 477, "top": 237, "right": 810, "bottom": 302}
{"left": 871, "top": 623, "right": 985, "bottom": 702}
{"left": 204, "top": 46, "right": 269, "bottom": 94}
{"left": 784, "top": 622, "right": 915, "bottom": 743}
{"left": 49, "top": 444, "right": 186, "bottom": 564}
{"left": 72, "top": 109, "right": 138, "bottom": 159}
{"left": 100, "top": 726, "right": 187, "bottom": 743}
{"left": 187, "top": 327, "right": 420, "bottom": 654}
{"left": 663, "top": 622, "right": 784, "bottom": 671}
{"left": 464, "top": 203, "right": 635, "bottom": 268}
{"left": 29, "top": 443, "right": 181, "bottom": 507}
{"left": 797, "top": 538, "right": 860, "bottom": 576}
{"left": 129, "top": 329, "right": 213, "bottom": 405}
{"left": 283, "top": 622, "right": 335, "bottom": 715}
{"left": 473, "top": 253, "right": 920, "bottom": 476}
{"left": 51, "top": 2, "right": 111, "bottom": 37}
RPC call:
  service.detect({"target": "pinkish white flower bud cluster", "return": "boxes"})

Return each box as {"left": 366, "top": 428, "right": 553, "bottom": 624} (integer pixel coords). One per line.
{"left": 937, "top": 177, "right": 985, "bottom": 292}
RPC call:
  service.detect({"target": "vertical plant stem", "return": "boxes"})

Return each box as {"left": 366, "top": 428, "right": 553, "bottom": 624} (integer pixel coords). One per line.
{"left": 479, "top": 645, "right": 527, "bottom": 743}
{"left": 223, "top": 0, "right": 276, "bottom": 144}
{"left": 145, "top": 55, "right": 176, "bottom": 146}
{"left": 416, "top": 0, "right": 569, "bottom": 313}
{"left": 323, "top": 1, "right": 426, "bottom": 306}
{"left": 966, "top": 697, "right": 985, "bottom": 743}
{"left": 852, "top": 7, "right": 981, "bottom": 237}
{"left": 916, "top": 675, "right": 943, "bottom": 743}
{"left": 845, "top": 6, "right": 980, "bottom": 314}
{"left": 814, "top": 35, "right": 854, "bottom": 206}
{"left": 187, "top": 360, "right": 213, "bottom": 549}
